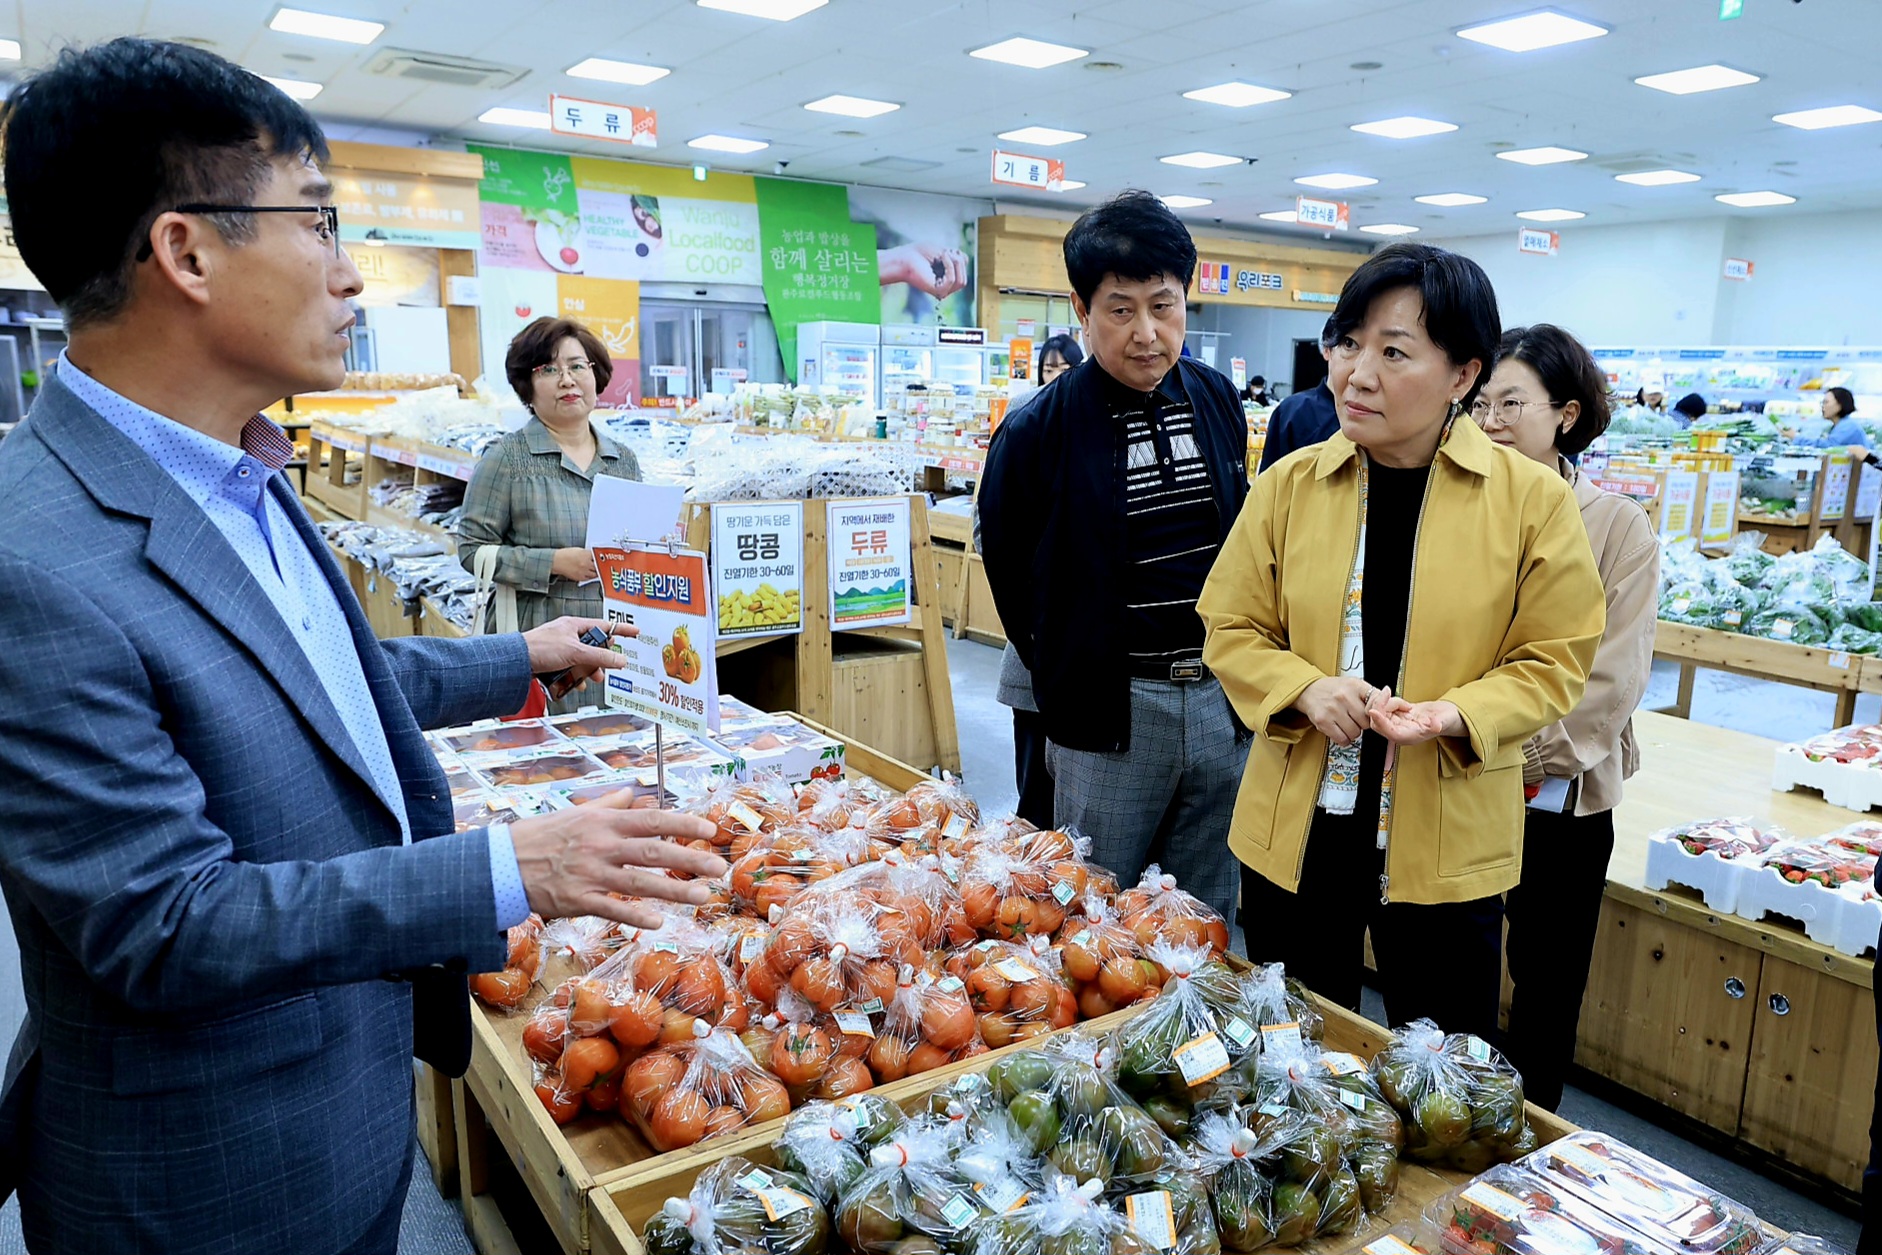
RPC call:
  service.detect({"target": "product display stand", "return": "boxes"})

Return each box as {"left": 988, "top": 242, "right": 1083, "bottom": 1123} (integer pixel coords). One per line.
{"left": 926, "top": 498, "right": 1007, "bottom": 649}
{"left": 1653, "top": 620, "right": 1872, "bottom": 728}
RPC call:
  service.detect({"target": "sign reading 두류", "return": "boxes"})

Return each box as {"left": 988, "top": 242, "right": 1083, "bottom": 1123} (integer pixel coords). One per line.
{"left": 828, "top": 498, "right": 912, "bottom": 630}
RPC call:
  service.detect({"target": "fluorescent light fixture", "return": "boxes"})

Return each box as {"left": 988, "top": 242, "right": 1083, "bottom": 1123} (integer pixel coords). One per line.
{"left": 1056, "top": 180, "right": 1087, "bottom": 191}
{"left": 968, "top": 37, "right": 1088, "bottom": 69}
{"left": 1516, "top": 208, "right": 1586, "bottom": 221}
{"left": 479, "top": 106, "right": 551, "bottom": 129}
{"left": 1716, "top": 190, "right": 1796, "bottom": 206}
{"left": 1159, "top": 195, "right": 1213, "bottom": 209}
{"left": 566, "top": 57, "right": 671, "bottom": 86}
{"left": 1615, "top": 169, "right": 1700, "bottom": 186}
{"left": 1258, "top": 210, "right": 1300, "bottom": 223}
{"left": 688, "top": 133, "right": 769, "bottom": 154}
{"left": 1415, "top": 192, "right": 1488, "bottom": 206}
{"left": 1295, "top": 172, "right": 1377, "bottom": 189}
{"left": 260, "top": 74, "right": 324, "bottom": 100}
{"left": 1497, "top": 145, "right": 1587, "bottom": 165}
{"left": 997, "top": 125, "right": 1086, "bottom": 145}
{"left": 1161, "top": 150, "right": 1240, "bottom": 169}
{"left": 1457, "top": 11, "right": 1607, "bottom": 53}
{"left": 805, "top": 94, "right": 900, "bottom": 118}
{"left": 0, "top": 39, "right": 21, "bottom": 61}
{"left": 1351, "top": 116, "right": 1457, "bottom": 139}
{"left": 1183, "top": 81, "right": 1292, "bottom": 108}
{"left": 697, "top": 0, "right": 828, "bottom": 19}
{"left": 268, "top": 6, "right": 383, "bottom": 43}
{"left": 1359, "top": 223, "right": 1420, "bottom": 235}
{"left": 1772, "top": 104, "right": 1882, "bottom": 130}
{"left": 1634, "top": 64, "right": 1759, "bottom": 95}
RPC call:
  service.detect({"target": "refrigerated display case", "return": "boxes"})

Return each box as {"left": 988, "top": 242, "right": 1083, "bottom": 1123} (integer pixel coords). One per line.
{"left": 881, "top": 325, "right": 999, "bottom": 396}
{"left": 640, "top": 298, "right": 784, "bottom": 409}
{"left": 795, "top": 320, "right": 880, "bottom": 411}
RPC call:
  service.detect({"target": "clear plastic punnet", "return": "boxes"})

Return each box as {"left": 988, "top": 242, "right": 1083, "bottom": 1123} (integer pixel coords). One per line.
{"left": 1518, "top": 1132, "right": 1764, "bottom": 1255}
{"left": 1424, "top": 1164, "right": 1686, "bottom": 1255}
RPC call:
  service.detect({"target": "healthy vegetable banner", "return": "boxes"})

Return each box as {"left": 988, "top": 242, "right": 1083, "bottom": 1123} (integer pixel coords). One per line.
{"left": 753, "top": 176, "right": 878, "bottom": 381}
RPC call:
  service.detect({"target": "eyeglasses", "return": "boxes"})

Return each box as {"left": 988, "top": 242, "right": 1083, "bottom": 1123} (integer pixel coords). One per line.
{"left": 134, "top": 204, "right": 341, "bottom": 261}
{"left": 532, "top": 360, "right": 593, "bottom": 382}
{"left": 1470, "top": 397, "right": 1563, "bottom": 426}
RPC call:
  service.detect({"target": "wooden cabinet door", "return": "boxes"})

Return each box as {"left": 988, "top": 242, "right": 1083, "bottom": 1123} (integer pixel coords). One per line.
{"left": 1574, "top": 897, "right": 1760, "bottom": 1134}
{"left": 1741, "top": 957, "right": 1877, "bottom": 1191}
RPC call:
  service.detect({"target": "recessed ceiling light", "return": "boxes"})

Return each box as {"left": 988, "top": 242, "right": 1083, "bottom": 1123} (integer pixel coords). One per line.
{"left": 1457, "top": 11, "right": 1607, "bottom": 53}
{"left": 1159, "top": 195, "right": 1213, "bottom": 209}
{"left": 260, "top": 74, "right": 323, "bottom": 100}
{"left": 1056, "top": 180, "right": 1088, "bottom": 191}
{"left": 479, "top": 106, "right": 551, "bottom": 129}
{"left": 1516, "top": 208, "right": 1586, "bottom": 221}
{"left": 968, "top": 37, "right": 1088, "bottom": 69}
{"left": 566, "top": 57, "right": 671, "bottom": 86}
{"left": 268, "top": 6, "right": 384, "bottom": 44}
{"left": 997, "top": 125, "right": 1086, "bottom": 145}
{"left": 1351, "top": 116, "right": 1457, "bottom": 139}
{"left": 805, "top": 94, "right": 900, "bottom": 118}
{"left": 1497, "top": 145, "right": 1588, "bottom": 165}
{"left": 1162, "top": 150, "right": 1240, "bottom": 169}
{"left": 697, "top": 0, "right": 828, "bottom": 19}
{"left": 1359, "top": 223, "right": 1420, "bottom": 235}
{"left": 1183, "top": 81, "right": 1291, "bottom": 108}
{"left": 1259, "top": 210, "right": 1300, "bottom": 223}
{"left": 1415, "top": 192, "right": 1488, "bottom": 206}
{"left": 1295, "top": 173, "right": 1378, "bottom": 189}
{"left": 1615, "top": 169, "right": 1701, "bottom": 186}
{"left": 0, "top": 39, "right": 20, "bottom": 61}
{"left": 1772, "top": 104, "right": 1882, "bottom": 130}
{"left": 1716, "top": 190, "right": 1796, "bottom": 207}
{"left": 688, "top": 134, "right": 769, "bottom": 154}
{"left": 1634, "top": 64, "right": 1760, "bottom": 95}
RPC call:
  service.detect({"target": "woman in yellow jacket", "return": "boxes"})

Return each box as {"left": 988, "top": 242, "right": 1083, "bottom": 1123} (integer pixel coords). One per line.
{"left": 1198, "top": 243, "right": 1606, "bottom": 1038}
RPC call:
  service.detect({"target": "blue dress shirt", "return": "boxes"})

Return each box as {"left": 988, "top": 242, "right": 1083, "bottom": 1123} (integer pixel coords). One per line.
{"left": 59, "top": 353, "right": 530, "bottom": 929}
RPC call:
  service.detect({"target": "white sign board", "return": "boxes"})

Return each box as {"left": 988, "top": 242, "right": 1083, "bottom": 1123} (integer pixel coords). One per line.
{"left": 827, "top": 497, "right": 912, "bottom": 630}
{"left": 586, "top": 475, "right": 686, "bottom": 555}
{"left": 1518, "top": 228, "right": 1560, "bottom": 256}
{"left": 1660, "top": 469, "right": 1700, "bottom": 538}
{"left": 1294, "top": 197, "right": 1349, "bottom": 231}
{"left": 712, "top": 501, "right": 804, "bottom": 638}
{"left": 595, "top": 544, "right": 720, "bottom": 736}
{"left": 1723, "top": 257, "right": 1755, "bottom": 281}
{"left": 1701, "top": 471, "right": 1741, "bottom": 546}
{"left": 549, "top": 94, "right": 657, "bottom": 147}
{"left": 990, "top": 150, "right": 1066, "bottom": 192}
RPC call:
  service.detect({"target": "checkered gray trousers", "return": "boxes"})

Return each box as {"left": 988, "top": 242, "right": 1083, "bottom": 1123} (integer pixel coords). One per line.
{"left": 1046, "top": 677, "right": 1248, "bottom": 924}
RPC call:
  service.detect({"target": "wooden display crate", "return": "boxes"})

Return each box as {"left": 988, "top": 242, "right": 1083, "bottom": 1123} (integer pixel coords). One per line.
{"left": 420, "top": 595, "right": 471, "bottom": 639}
{"left": 1653, "top": 620, "right": 1867, "bottom": 727}
{"left": 830, "top": 640, "right": 940, "bottom": 771}
{"left": 583, "top": 997, "right": 1576, "bottom": 1255}
{"left": 305, "top": 422, "right": 369, "bottom": 520}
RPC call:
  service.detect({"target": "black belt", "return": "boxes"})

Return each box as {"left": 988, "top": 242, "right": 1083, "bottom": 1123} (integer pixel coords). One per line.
{"left": 1128, "top": 657, "right": 1209, "bottom": 683}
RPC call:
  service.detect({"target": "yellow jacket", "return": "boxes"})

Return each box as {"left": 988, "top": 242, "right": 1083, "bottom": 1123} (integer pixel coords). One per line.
{"left": 1198, "top": 418, "right": 1606, "bottom": 904}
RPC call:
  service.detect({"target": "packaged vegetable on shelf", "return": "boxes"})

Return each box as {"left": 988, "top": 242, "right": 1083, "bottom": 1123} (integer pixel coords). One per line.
{"left": 439, "top": 718, "right": 567, "bottom": 755}
{"left": 960, "top": 826, "right": 1105, "bottom": 941}
{"left": 538, "top": 914, "right": 633, "bottom": 972}
{"left": 1189, "top": 1104, "right": 1359, "bottom": 1250}
{"left": 865, "top": 776, "right": 981, "bottom": 852}
{"left": 974, "top": 1174, "right": 1140, "bottom": 1255}
{"left": 1250, "top": 1034, "right": 1403, "bottom": 1218}
{"left": 946, "top": 936, "right": 1077, "bottom": 1049}
{"left": 833, "top": 1117, "right": 982, "bottom": 1255}
{"left": 690, "top": 775, "right": 800, "bottom": 851}
{"left": 470, "top": 914, "right": 545, "bottom": 1011}
{"left": 1828, "top": 623, "right": 1882, "bottom": 655}
{"left": 1115, "top": 866, "right": 1231, "bottom": 957}
{"left": 776, "top": 1096, "right": 910, "bottom": 1205}
{"left": 1110, "top": 943, "right": 1261, "bottom": 1123}
{"left": 1794, "top": 725, "right": 1882, "bottom": 767}
{"left": 1518, "top": 1132, "right": 1762, "bottom": 1255}
{"left": 1370, "top": 1019, "right": 1532, "bottom": 1173}
{"left": 1057, "top": 893, "right": 1161, "bottom": 1021}
{"left": 1237, "top": 962, "right": 1325, "bottom": 1045}
{"left": 1752, "top": 837, "right": 1876, "bottom": 887}
{"left": 1023, "top": 1030, "right": 1185, "bottom": 1195}
{"left": 1426, "top": 1165, "right": 1685, "bottom": 1255}
{"left": 1722, "top": 534, "right": 1776, "bottom": 588}
{"left": 1825, "top": 821, "right": 1882, "bottom": 857}
{"left": 627, "top": 1022, "right": 797, "bottom": 1152}
{"left": 643, "top": 1155, "right": 832, "bottom": 1255}
{"left": 466, "top": 745, "right": 614, "bottom": 790}
{"left": 726, "top": 823, "right": 885, "bottom": 919}
{"left": 1654, "top": 817, "right": 1782, "bottom": 861}
{"left": 868, "top": 964, "right": 985, "bottom": 1083}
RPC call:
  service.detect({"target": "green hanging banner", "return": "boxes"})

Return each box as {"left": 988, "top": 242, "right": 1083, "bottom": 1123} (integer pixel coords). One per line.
{"left": 753, "top": 177, "right": 879, "bottom": 381}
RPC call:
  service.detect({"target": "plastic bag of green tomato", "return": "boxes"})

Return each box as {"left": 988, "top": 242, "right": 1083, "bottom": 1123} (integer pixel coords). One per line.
{"left": 1110, "top": 943, "right": 1260, "bottom": 1119}
{"left": 1236, "top": 963, "right": 1324, "bottom": 1045}
{"left": 1370, "top": 1019, "right": 1531, "bottom": 1172}
{"left": 644, "top": 1155, "right": 832, "bottom": 1255}
{"left": 1033, "top": 1030, "right": 1185, "bottom": 1194}
{"left": 836, "top": 1116, "right": 986, "bottom": 1255}
{"left": 972, "top": 1174, "right": 1143, "bottom": 1255}
{"left": 775, "top": 1096, "right": 907, "bottom": 1205}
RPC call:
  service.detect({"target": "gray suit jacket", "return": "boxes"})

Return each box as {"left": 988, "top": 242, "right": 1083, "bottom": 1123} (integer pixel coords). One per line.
{"left": 0, "top": 373, "right": 531, "bottom": 1252}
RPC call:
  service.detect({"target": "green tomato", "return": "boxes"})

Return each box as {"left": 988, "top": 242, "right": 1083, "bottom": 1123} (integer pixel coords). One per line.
{"left": 1009, "top": 1090, "right": 1062, "bottom": 1155}
{"left": 989, "top": 1051, "right": 1054, "bottom": 1102}
{"left": 1415, "top": 1091, "right": 1472, "bottom": 1149}
{"left": 1270, "top": 1184, "right": 1321, "bottom": 1248}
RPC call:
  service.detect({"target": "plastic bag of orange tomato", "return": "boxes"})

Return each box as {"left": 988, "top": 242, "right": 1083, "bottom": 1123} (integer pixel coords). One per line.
{"left": 862, "top": 776, "right": 980, "bottom": 853}
{"left": 945, "top": 935, "right": 1078, "bottom": 1050}
{"left": 625, "top": 1021, "right": 794, "bottom": 1152}
{"left": 688, "top": 775, "right": 797, "bottom": 853}
{"left": 959, "top": 826, "right": 1110, "bottom": 943}
{"left": 1054, "top": 892, "right": 1166, "bottom": 1020}
{"left": 470, "top": 914, "right": 544, "bottom": 1011}
{"left": 1115, "top": 863, "right": 1231, "bottom": 956}
{"left": 864, "top": 964, "right": 985, "bottom": 1084}
{"left": 761, "top": 986, "right": 876, "bottom": 1103}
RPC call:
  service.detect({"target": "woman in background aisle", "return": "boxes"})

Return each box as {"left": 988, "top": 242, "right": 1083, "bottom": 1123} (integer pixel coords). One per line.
{"left": 1792, "top": 386, "right": 1868, "bottom": 450}
{"left": 1038, "top": 333, "right": 1083, "bottom": 385}
{"left": 458, "top": 317, "right": 642, "bottom": 711}
{"left": 1473, "top": 324, "right": 1660, "bottom": 1111}
{"left": 1199, "top": 243, "right": 1605, "bottom": 1039}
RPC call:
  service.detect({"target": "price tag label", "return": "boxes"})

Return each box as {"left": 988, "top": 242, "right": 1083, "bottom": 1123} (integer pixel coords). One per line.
{"left": 739, "top": 933, "right": 766, "bottom": 963}
{"left": 727, "top": 801, "right": 765, "bottom": 832}
{"left": 1261, "top": 1022, "right": 1303, "bottom": 1055}
{"left": 1366, "top": 1236, "right": 1425, "bottom": 1255}
{"left": 940, "top": 1195, "right": 980, "bottom": 1229}
{"left": 1320, "top": 1051, "right": 1366, "bottom": 1076}
{"left": 975, "top": 1180, "right": 1030, "bottom": 1214}
{"left": 653, "top": 939, "right": 680, "bottom": 954}
{"left": 738, "top": 1169, "right": 774, "bottom": 1193}
{"left": 994, "top": 958, "right": 1039, "bottom": 983}
{"left": 1340, "top": 1089, "right": 1368, "bottom": 1112}
{"left": 855, "top": 997, "right": 884, "bottom": 1015}
{"left": 754, "top": 1187, "right": 813, "bottom": 1220}
{"left": 1259, "top": 1102, "right": 1288, "bottom": 1118}
{"left": 835, "top": 1011, "right": 876, "bottom": 1038}
{"left": 1461, "top": 1182, "right": 1525, "bottom": 1223}
{"left": 1832, "top": 651, "right": 1853, "bottom": 671}
{"left": 1223, "top": 1017, "right": 1257, "bottom": 1049}
{"left": 1124, "top": 1190, "right": 1177, "bottom": 1251}
{"left": 1052, "top": 878, "right": 1078, "bottom": 905}
{"left": 1071, "top": 930, "right": 1094, "bottom": 948}
{"left": 1173, "top": 1032, "right": 1231, "bottom": 1085}
{"left": 937, "top": 976, "right": 966, "bottom": 994}
{"left": 1465, "top": 1035, "right": 1493, "bottom": 1063}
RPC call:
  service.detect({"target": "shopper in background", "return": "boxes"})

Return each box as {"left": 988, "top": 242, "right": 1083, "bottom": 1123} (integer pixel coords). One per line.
{"left": 1474, "top": 324, "right": 1659, "bottom": 1111}
{"left": 1038, "top": 332, "right": 1083, "bottom": 384}
{"left": 1256, "top": 316, "right": 1340, "bottom": 471}
{"left": 1790, "top": 385, "right": 1868, "bottom": 450}
{"left": 1632, "top": 386, "right": 1666, "bottom": 413}
{"left": 980, "top": 189, "right": 1251, "bottom": 922}
{"left": 1244, "top": 375, "right": 1273, "bottom": 406}
{"left": 0, "top": 41, "right": 723, "bottom": 1255}
{"left": 1672, "top": 392, "right": 1709, "bottom": 425}
{"left": 1198, "top": 243, "right": 1605, "bottom": 1037}
{"left": 458, "top": 317, "right": 642, "bottom": 712}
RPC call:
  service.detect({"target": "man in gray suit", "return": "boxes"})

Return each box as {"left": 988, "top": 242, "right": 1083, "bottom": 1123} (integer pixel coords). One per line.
{"left": 0, "top": 39, "right": 725, "bottom": 1254}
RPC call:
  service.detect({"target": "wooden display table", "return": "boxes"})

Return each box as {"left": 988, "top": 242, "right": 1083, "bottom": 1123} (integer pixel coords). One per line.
{"left": 1653, "top": 619, "right": 1873, "bottom": 728}
{"left": 928, "top": 505, "right": 1007, "bottom": 649}
{"left": 1586, "top": 710, "right": 1875, "bottom": 1195}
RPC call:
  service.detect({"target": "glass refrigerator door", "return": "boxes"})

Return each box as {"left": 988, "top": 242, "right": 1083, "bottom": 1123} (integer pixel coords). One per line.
{"left": 639, "top": 302, "right": 697, "bottom": 405}
{"left": 933, "top": 347, "right": 984, "bottom": 391}
{"left": 823, "top": 345, "right": 878, "bottom": 408}
{"left": 883, "top": 345, "right": 933, "bottom": 393}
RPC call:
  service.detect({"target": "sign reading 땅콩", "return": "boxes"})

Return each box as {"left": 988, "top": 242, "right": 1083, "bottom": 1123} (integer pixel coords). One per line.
{"left": 712, "top": 501, "right": 804, "bottom": 638}
{"left": 550, "top": 94, "right": 657, "bottom": 148}
{"left": 594, "top": 544, "right": 720, "bottom": 736}
{"left": 828, "top": 498, "right": 911, "bottom": 630}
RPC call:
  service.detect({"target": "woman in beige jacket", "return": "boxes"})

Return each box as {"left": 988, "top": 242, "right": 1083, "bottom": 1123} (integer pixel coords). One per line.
{"left": 1470, "top": 324, "right": 1659, "bottom": 1110}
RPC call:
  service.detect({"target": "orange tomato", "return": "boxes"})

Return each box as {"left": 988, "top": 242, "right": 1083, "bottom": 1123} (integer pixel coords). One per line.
{"left": 1078, "top": 985, "right": 1119, "bottom": 1021}
{"left": 507, "top": 931, "right": 540, "bottom": 975}
{"left": 966, "top": 966, "right": 1010, "bottom": 1013}
{"left": 624, "top": 1050, "right": 686, "bottom": 1115}
{"left": 471, "top": 968, "right": 531, "bottom": 1010}
{"left": 920, "top": 990, "right": 977, "bottom": 1051}
{"left": 769, "top": 1023, "right": 835, "bottom": 1086}
{"left": 818, "top": 1057, "right": 874, "bottom": 1099}
{"left": 1013, "top": 1021, "right": 1052, "bottom": 1043}
{"left": 704, "top": 1105, "right": 748, "bottom": 1138}
{"left": 648, "top": 1089, "right": 709, "bottom": 1150}
{"left": 586, "top": 1076, "right": 623, "bottom": 1113}
{"left": 635, "top": 949, "right": 684, "bottom": 998}
{"left": 866, "top": 1034, "right": 910, "bottom": 1083}
{"left": 674, "top": 962, "right": 729, "bottom": 1020}
{"left": 790, "top": 956, "right": 846, "bottom": 1014}
{"left": 523, "top": 1012, "right": 567, "bottom": 1064}
{"left": 1008, "top": 978, "right": 1054, "bottom": 1021}
{"left": 744, "top": 956, "right": 786, "bottom": 1006}
{"left": 978, "top": 1012, "right": 1015, "bottom": 1049}
{"left": 1032, "top": 900, "right": 1065, "bottom": 936}
{"left": 751, "top": 870, "right": 803, "bottom": 923}
{"left": 534, "top": 1077, "right": 582, "bottom": 1125}
{"left": 857, "top": 960, "right": 900, "bottom": 1010}
{"left": 560, "top": 1036, "right": 621, "bottom": 1091}
{"left": 905, "top": 1042, "right": 952, "bottom": 1075}
{"left": 995, "top": 897, "right": 1039, "bottom": 940}
{"left": 1098, "top": 957, "right": 1148, "bottom": 1005}
{"left": 739, "top": 1073, "right": 792, "bottom": 1123}
{"left": 660, "top": 1007, "right": 705, "bottom": 1047}
{"left": 1050, "top": 985, "right": 1078, "bottom": 1029}
{"left": 953, "top": 1039, "right": 990, "bottom": 1061}
{"left": 608, "top": 990, "right": 664, "bottom": 1050}
{"left": 961, "top": 882, "right": 998, "bottom": 930}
